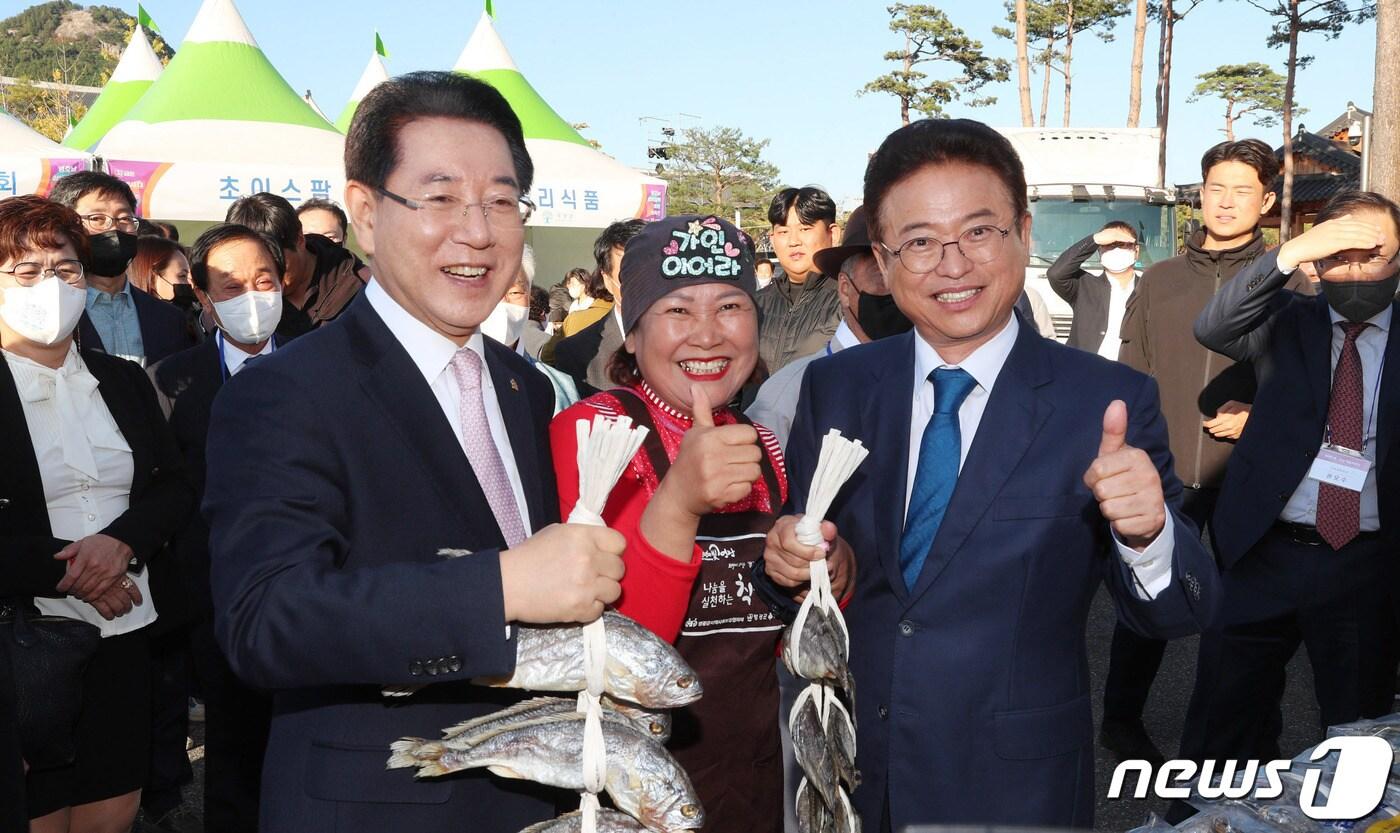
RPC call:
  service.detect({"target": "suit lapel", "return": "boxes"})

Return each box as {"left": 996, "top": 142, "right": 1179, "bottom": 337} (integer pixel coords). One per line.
{"left": 868, "top": 332, "right": 916, "bottom": 604}
{"left": 906, "top": 325, "right": 1056, "bottom": 607}
{"left": 1375, "top": 300, "right": 1400, "bottom": 476}
{"left": 85, "top": 354, "right": 151, "bottom": 494}
{"left": 346, "top": 301, "right": 506, "bottom": 549}
{"left": 485, "top": 341, "right": 545, "bottom": 532}
{"left": 1301, "top": 297, "right": 1334, "bottom": 420}
{"left": 77, "top": 311, "right": 103, "bottom": 353}
{"left": 130, "top": 285, "right": 158, "bottom": 356}
{"left": 0, "top": 359, "right": 48, "bottom": 520}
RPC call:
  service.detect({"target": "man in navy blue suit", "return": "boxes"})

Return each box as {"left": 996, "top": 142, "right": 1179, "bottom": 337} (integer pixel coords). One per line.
{"left": 760, "top": 119, "right": 1219, "bottom": 830}
{"left": 1184, "top": 190, "right": 1400, "bottom": 768}
{"left": 203, "top": 72, "right": 626, "bottom": 833}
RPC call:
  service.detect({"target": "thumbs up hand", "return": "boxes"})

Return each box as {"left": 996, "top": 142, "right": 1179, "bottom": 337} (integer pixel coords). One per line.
{"left": 656, "top": 384, "right": 764, "bottom": 518}
{"left": 1083, "top": 400, "right": 1167, "bottom": 550}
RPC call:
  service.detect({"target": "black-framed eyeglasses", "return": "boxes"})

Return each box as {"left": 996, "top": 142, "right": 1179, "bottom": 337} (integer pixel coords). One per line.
{"left": 881, "top": 225, "right": 1012, "bottom": 274}
{"left": 79, "top": 213, "right": 139, "bottom": 233}
{"left": 0, "top": 259, "right": 85, "bottom": 286}
{"left": 375, "top": 187, "right": 535, "bottom": 228}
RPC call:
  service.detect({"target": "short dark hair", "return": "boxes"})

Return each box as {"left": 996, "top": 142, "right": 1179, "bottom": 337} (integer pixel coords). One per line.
{"left": 768, "top": 186, "right": 837, "bottom": 227}
{"left": 1315, "top": 190, "right": 1400, "bottom": 234}
{"left": 593, "top": 219, "right": 646, "bottom": 276}
{"left": 226, "top": 192, "right": 301, "bottom": 250}
{"left": 1101, "top": 220, "right": 1139, "bottom": 242}
{"left": 48, "top": 171, "right": 137, "bottom": 215}
{"left": 345, "top": 70, "right": 533, "bottom": 195}
{"left": 189, "top": 223, "right": 286, "bottom": 291}
{"left": 529, "top": 286, "right": 549, "bottom": 323}
{"left": 1200, "top": 139, "right": 1279, "bottom": 189}
{"left": 863, "top": 119, "right": 1027, "bottom": 243}
{"left": 296, "top": 198, "right": 348, "bottom": 236}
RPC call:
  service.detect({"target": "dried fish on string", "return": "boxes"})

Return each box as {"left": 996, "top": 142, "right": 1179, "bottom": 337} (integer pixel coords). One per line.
{"left": 519, "top": 808, "right": 649, "bottom": 833}
{"left": 439, "top": 695, "right": 670, "bottom": 745}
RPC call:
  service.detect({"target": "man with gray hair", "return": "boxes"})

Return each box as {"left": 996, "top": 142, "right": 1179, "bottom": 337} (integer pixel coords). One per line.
{"left": 480, "top": 243, "right": 578, "bottom": 413}
{"left": 748, "top": 205, "right": 911, "bottom": 449}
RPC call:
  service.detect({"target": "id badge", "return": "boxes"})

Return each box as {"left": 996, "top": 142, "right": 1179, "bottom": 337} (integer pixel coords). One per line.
{"left": 1307, "top": 444, "right": 1371, "bottom": 492}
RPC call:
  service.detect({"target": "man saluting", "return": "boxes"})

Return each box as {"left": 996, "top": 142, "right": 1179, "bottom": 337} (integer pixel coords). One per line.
{"left": 759, "top": 118, "right": 1219, "bottom": 831}
{"left": 204, "top": 72, "right": 625, "bottom": 833}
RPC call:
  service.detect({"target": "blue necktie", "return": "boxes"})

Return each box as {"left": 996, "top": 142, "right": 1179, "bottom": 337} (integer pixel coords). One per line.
{"left": 899, "top": 367, "right": 977, "bottom": 590}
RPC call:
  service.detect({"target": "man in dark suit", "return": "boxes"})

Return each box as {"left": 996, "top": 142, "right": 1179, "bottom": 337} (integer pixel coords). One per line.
{"left": 48, "top": 172, "right": 194, "bottom": 365}
{"left": 759, "top": 119, "right": 1219, "bottom": 831}
{"left": 1185, "top": 190, "right": 1400, "bottom": 767}
{"left": 549, "top": 219, "right": 645, "bottom": 392}
{"left": 149, "top": 223, "right": 298, "bottom": 833}
{"left": 203, "top": 72, "right": 625, "bottom": 833}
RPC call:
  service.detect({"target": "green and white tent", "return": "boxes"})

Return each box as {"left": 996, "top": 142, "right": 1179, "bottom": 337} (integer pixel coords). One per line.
{"left": 94, "top": 0, "right": 344, "bottom": 220}
{"left": 63, "top": 25, "right": 163, "bottom": 152}
{"left": 0, "top": 109, "right": 91, "bottom": 197}
{"left": 453, "top": 11, "right": 666, "bottom": 230}
{"left": 335, "top": 52, "right": 388, "bottom": 133}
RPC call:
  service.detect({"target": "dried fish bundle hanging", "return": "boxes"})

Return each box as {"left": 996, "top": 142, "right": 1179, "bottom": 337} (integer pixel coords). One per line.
{"left": 784, "top": 430, "right": 868, "bottom": 833}
{"left": 388, "top": 415, "right": 707, "bottom": 833}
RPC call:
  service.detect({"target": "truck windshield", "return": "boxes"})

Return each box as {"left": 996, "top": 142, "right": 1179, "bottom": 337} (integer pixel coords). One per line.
{"left": 1028, "top": 199, "right": 1175, "bottom": 269}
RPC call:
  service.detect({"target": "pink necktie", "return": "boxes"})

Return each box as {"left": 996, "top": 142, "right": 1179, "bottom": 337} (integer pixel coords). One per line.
{"left": 449, "top": 348, "right": 527, "bottom": 547}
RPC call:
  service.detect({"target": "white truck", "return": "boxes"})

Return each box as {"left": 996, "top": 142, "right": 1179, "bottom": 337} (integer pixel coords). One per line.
{"left": 997, "top": 127, "right": 1178, "bottom": 341}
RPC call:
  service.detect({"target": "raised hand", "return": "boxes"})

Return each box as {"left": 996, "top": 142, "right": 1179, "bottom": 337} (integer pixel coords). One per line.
{"left": 660, "top": 384, "right": 763, "bottom": 516}
{"left": 1278, "top": 215, "right": 1387, "bottom": 272}
{"left": 1083, "top": 400, "right": 1166, "bottom": 550}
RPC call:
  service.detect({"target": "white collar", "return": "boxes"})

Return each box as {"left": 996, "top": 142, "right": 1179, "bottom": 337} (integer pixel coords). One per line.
{"left": 365, "top": 279, "right": 487, "bottom": 386}
{"left": 219, "top": 331, "right": 274, "bottom": 376}
{"left": 912, "top": 313, "right": 1020, "bottom": 395}
{"left": 1327, "top": 303, "right": 1393, "bottom": 334}
{"left": 831, "top": 320, "right": 860, "bottom": 352}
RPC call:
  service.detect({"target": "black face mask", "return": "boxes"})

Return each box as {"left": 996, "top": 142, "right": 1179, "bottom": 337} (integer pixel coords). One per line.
{"left": 169, "top": 284, "right": 199, "bottom": 310}
{"left": 1319, "top": 273, "right": 1400, "bottom": 324}
{"left": 88, "top": 230, "right": 138, "bottom": 278}
{"left": 855, "top": 291, "right": 913, "bottom": 341}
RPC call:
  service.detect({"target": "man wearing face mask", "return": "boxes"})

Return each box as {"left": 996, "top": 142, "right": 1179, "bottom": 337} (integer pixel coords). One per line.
{"left": 748, "top": 206, "right": 912, "bottom": 450}
{"left": 1184, "top": 189, "right": 1400, "bottom": 772}
{"left": 479, "top": 243, "right": 578, "bottom": 413}
{"left": 47, "top": 173, "right": 195, "bottom": 367}
{"left": 147, "top": 223, "right": 297, "bottom": 833}
{"left": 1047, "top": 221, "right": 1142, "bottom": 357}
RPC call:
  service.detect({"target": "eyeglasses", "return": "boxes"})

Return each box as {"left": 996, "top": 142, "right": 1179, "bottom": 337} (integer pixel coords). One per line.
{"left": 1314, "top": 253, "right": 1397, "bottom": 278}
{"left": 0, "top": 260, "right": 85, "bottom": 286}
{"left": 79, "top": 213, "right": 139, "bottom": 233}
{"left": 881, "top": 224, "right": 1011, "bottom": 274}
{"left": 376, "top": 187, "right": 535, "bottom": 229}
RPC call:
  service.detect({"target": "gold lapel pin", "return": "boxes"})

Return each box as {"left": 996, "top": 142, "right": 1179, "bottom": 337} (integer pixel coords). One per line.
{"left": 509, "top": 378, "right": 520, "bottom": 392}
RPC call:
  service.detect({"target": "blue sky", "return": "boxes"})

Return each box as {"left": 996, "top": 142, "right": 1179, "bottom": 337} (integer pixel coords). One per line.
{"left": 7, "top": 0, "right": 1375, "bottom": 205}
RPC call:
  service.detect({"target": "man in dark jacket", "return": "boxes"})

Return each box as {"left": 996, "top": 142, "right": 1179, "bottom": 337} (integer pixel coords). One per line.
{"left": 755, "top": 186, "right": 842, "bottom": 372}
{"left": 1107, "top": 138, "right": 1310, "bottom": 763}
{"left": 1047, "top": 221, "right": 1141, "bottom": 357}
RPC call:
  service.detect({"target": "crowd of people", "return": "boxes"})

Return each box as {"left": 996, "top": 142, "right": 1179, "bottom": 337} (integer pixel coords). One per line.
{"left": 0, "top": 68, "right": 1395, "bottom": 833}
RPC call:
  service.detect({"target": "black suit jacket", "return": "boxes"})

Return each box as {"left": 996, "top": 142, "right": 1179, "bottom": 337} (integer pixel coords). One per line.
{"left": 203, "top": 295, "right": 562, "bottom": 832}
{"left": 1195, "top": 250, "right": 1400, "bottom": 566}
{"left": 1046, "top": 234, "right": 1136, "bottom": 353}
{"left": 0, "top": 348, "right": 193, "bottom": 602}
{"left": 551, "top": 311, "right": 621, "bottom": 394}
{"left": 77, "top": 283, "right": 196, "bottom": 365}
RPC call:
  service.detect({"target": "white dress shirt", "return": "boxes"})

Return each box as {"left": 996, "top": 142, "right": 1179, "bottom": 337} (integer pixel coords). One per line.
{"left": 904, "top": 314, "right": 1175, "bottom": 598}
{"left": 4, "top": 346, "right": 156, "bottom": 636}
{"left": 217, "top": 330, "right": 274, "bottom": 376}
{"left": 1097, "top": 271, "right": 1137, "bottom": 361}
{"left": 1280, "top": 304, "right": 1390, "bottom": 530}
{"left": 365, "top": 280, "right": 532, "bottom": 532}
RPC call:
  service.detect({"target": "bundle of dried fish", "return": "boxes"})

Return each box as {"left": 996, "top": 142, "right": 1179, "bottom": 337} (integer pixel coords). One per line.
{"left": 438, "top": 695, "right": 671, "bottom": 745}
{"left": 390, "top": 713, "right": 703, "bottom": 833}
{"left": 519, "top": 808, "right": 648, "bottom": 833}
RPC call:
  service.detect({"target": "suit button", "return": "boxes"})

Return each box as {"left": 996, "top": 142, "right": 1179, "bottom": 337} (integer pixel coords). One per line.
{"left": 899, "top": 621, "right": 914, "bottom": 636}
{"left": 409, "top": 661, "right": 423, "bottom": 677}
{"left": 878, "top": 705, "right": 889, "bottom": 720}
{"left": 448, "top": 656, "right": 462, "bottom": 673}
{"left": 426, "top": 662, "right": 440, "bottom": 677}
{"left": 0, "top": 498, "right": 9, "bottom": 509}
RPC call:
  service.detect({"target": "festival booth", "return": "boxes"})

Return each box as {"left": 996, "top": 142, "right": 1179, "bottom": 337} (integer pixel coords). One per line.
{"left": 92, "top": 0, "right": 345, "bottom": 222}
{"left": 335, "top": 51, "right": 389, "bottom": 133}
{"left": 63, "top": 25, "right": 163, "bottom": 152}
{"left": 453, "top": 11, "right": 668, "bottom": 280}
{"left": 0, "top": 109, "right": 91, "bottom": 198}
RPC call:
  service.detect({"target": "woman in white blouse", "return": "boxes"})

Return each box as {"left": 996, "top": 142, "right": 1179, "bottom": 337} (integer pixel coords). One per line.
{"left": 0, "top": 195, "right": 193, "bottom": 832}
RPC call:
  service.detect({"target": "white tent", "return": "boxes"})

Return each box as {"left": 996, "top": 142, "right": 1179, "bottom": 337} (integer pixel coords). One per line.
{"left": 0, "top": 110, "right": 92, "bottom": 198}
{"left": 63, "top": 25, "right": 163, "bottom": 152}
{"left": 93, "top": 0, "right": 345, "bottom": 220}
{"left": 335, "top": 52, "right": 389, "bottom": 133}
{"left": 453, "top": 12, "right": 666, "bottom": 229}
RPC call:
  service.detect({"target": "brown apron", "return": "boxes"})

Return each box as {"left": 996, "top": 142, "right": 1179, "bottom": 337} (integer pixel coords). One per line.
{"left": 612, "top": 391, "right": 784, "bottom": 833}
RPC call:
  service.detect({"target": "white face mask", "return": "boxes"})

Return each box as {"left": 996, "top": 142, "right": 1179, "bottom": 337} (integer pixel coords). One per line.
{"left": 213, "top": 290, "right": 282, "bottom": 344}
{"left": 0, "top": 275, "right": 87, "bottom": 346}
{"left": 1100, "top": 248, "right": 1138, "bottom": 274}
{"left": 567, "top": 282, "right": 584, "bottom": 300}
{"left": 480, "top": 301, "right": 529, "bottom": 347}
